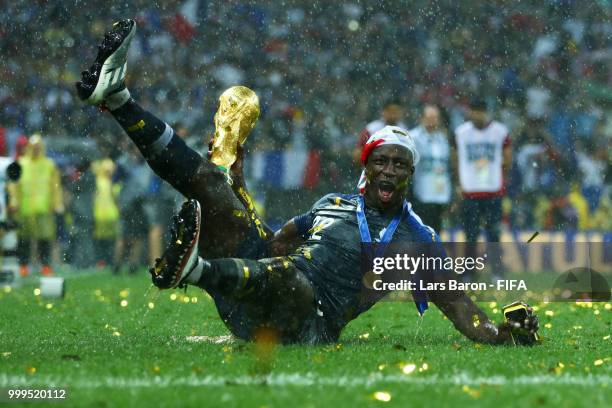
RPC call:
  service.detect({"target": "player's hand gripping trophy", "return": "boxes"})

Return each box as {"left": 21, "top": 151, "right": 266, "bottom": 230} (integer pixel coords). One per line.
{"left": 209, "top": 86, "right": 260, "bottom": 184}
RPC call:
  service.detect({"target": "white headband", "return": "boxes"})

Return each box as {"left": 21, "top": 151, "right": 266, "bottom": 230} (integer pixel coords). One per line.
{"left": 357, "top": 125, "right": 419, "bottom": 193}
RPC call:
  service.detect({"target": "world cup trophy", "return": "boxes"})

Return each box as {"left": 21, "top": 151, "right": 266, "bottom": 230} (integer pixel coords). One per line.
{"left": 209, "top": 86, "right": 260, "bottom": 175}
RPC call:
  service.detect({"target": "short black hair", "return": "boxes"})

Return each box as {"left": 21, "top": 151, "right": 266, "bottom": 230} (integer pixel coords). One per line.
{"left": 469, "top": 98, "right": 487, "bottom": 111}
{"left": 383, "top": 98, "right": 403, "bottom": 109}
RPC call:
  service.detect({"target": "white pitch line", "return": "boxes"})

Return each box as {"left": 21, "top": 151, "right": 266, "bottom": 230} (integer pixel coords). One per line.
{"left": 1, "top": 372, "right": 610, "bottom": 389}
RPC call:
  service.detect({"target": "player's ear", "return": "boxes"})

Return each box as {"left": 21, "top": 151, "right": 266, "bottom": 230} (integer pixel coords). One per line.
{"left": 410, "top": 166, "right": 415, "bottom": 175}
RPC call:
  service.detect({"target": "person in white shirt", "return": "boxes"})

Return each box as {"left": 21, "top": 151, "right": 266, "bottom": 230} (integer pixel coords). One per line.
{"left": 455, "top": 98, "right": 511, "bottom": 240}
{"left": 410, "top": 104, "right": 451, "bottom": 232}
{"left": 455, "top": 99, "right": 511, "bottom": 276}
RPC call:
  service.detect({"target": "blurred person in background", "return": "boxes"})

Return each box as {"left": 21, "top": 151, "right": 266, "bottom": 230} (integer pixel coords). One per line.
{"left": 115, "top": 145, "right": 153, "bottom": 274}
{"left": 513, "top": 119, "right": 558, "bottom": 228}
{"left": 145, "top": 176, "right": 180, "bottom": 266}
{"left": 91, "top": 155, "right": 120, "bottom": 269}
{"left": 67, "top": 158, "right": 95, "bottom": 268}
{"left": 576, "top": 138, "right": 607, "bottom": 216}
{"left": 455, "top": 99, "right": 510, "bottom": 277}
{"left": 352, "top": 99, "right": 407, "bottom": 163}
{"left": 410, "top": 104, "right": 451, "bottom": 233}
{"left": 10, "top": 134, "right": 63, "bottom": 276}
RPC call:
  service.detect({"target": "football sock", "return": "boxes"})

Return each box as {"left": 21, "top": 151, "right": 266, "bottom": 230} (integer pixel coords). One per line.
{"left": 105, "top": 88, "right": 131, "bottom": 111}
{"left": 185, "top": 257, "right": 205, "bottom": 284}
{"left": 109, "top": 99, "right": 202, "bottom": 193}
{"left": 110, "top": 98, "right": 171, "bottom": 155}
{"left": 196, "top": 258, "right": 265, "bottom": 297}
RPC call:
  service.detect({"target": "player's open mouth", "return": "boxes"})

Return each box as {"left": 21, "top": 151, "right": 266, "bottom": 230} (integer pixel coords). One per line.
{"left": 378, "top": 181, "right": 395, "bottom": 203}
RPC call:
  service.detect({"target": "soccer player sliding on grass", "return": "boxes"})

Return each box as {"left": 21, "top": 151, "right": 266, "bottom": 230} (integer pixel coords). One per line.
{"left": 76, "top": 19, "right": 538, "bottom": 345}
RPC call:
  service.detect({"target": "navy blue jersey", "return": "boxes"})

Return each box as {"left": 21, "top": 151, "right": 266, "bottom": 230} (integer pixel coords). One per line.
{"left": 291, "top": 193, "right": 438, "bottom": 336}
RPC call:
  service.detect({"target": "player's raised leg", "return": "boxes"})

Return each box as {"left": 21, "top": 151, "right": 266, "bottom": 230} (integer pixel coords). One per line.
{"left": 75, "top": 19, "right": 258, "bottom": 258}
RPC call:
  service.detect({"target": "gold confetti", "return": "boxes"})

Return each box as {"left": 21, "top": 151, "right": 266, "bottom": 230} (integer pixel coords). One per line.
{"left": 112, "top": 331, "right": 121, "bottom": 337}
{"left": 605, "top": 304, "right": 611, "bottom": 310}
{"left": 594, "top": 359, "right": 604, "bottom": 366}
{"left": 462, "top": 385, "right": 481, "bottom": 398}
{"left": 191, "top": 297, "right": 198, "bottom": 303}
{"left": 33, "top": 288, "right": 41, "bottom": 296}
{"left": 553, "top": 362, "right": 565, "bottom": 375}
{"left": 183, "top": 296, "right": 190, "bottom": 304}
{"left": 373, "top": 391, "right": 391, "bottom": 402}
{"left": 119, "top": 290, "right": 129, "bottom": 298}
{"left": 545, "top": 310, "right": 554, "bottom": 317}
{"left": 148, "top": 302, "right": 155, "bottom": 309}
{"left": 120, "top": 300, "right": 128, "bottom": 307}
{"left": 170, "top": 293, "right": 177, "bottom": 301}
{"left": 594, "top": 310, "right": 600, "bottom": 315}
{"left": 421, "top": 363, "right": 429, "bottom": 371}
{"left": 489, "top": 302, "right": 497, "bottom": 308}
{"left": 402, "top": 363, "right": 416, "bottom": 374}
{"left": 545, "top": 323, "right": 552, "bottom": 329}
{"left": 359, "top": 333, "right": 370, "bottom": 340}
{"left": 472, "top": 314, "right": 480, "bottom": 328}
{"left": 2, "top": 352, "right": 11, "bottom": 358}
{"left": 94, "top": 289, "right": 102, "bottom": 296}
{"left": 3, "top": 286, "right": 11, "bottom": 293}
{"left": 312, "top": 355, "right": 324, "bottom": 364}
{"left": 26, "top": 366, "right": 36, "bottom": 375}
{"left": 603, "top": 335, "right": 610, "bottom": 340}
{"left": 45, "top": 303, "right": 53, "bottom": 310}
{"left": 152, "top": 365, "right": 161, "bottom": 374}
{"left": 378, "top": 364, "right": 387, "bottom": 371}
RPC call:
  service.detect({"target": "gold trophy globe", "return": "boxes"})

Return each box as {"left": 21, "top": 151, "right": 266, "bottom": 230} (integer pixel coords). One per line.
{"left": 210, "top": 86, "right": 260, "bottom": 172}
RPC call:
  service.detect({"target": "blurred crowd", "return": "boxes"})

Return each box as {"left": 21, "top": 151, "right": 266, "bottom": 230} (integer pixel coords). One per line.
{"left": 1, "top": 1, "right": 610, "bottom": 271}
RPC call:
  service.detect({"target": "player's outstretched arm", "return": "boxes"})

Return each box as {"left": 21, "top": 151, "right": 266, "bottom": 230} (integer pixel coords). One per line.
{"left": 74, "top": 19, "right": 206, "bottom": 198}
{"left": 431, "top": 292, "right": 539, "bottom": 345}
{"left": 432, "top": 293, "right": 510, "bottom": 344}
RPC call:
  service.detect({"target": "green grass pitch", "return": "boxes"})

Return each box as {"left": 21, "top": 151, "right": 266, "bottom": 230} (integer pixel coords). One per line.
{"left": 0, "top": 271, "right": 610, "bottom": 407}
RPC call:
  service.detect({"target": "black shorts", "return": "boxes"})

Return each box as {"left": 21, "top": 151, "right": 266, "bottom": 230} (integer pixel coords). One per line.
{"left": 209, "top": 237, "right": 336, "bottom": 344}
